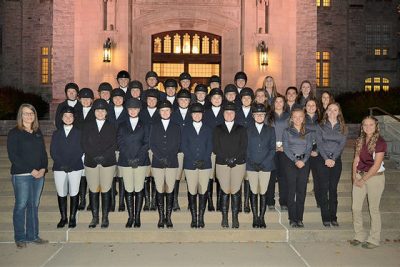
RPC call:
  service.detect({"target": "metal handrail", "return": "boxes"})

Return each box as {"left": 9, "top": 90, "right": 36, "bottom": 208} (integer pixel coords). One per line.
{"left": 369, "top": 107, "right": 400, "bottom": 123}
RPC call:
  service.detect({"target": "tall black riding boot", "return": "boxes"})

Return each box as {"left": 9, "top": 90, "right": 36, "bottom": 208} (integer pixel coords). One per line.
{"left": 68, "top": 195, "right": 79, "bottom": 228}
{"left": 243, "top": 180, "right": 251, "bottom": 213}
{"left": 216, "top": 179, "right": 222, "bottom": 211}
{"left": 238, "top": 187, "right": 243, "bottom": 213}
{"left": 250, "top": 191, "right": 259, "bottom": 228}
{"left": 118, "top": 177, "right": 126, "bottom": 212}
{"left": 165, "top": 192, "right": 174, "bottom": 228}
{"left": 143, "top": 177, "right": 150, "bottom": 211}
{"left": 101, "top": 190, "right": 111, "bottom": 228}
{"left": 88, "top": 191, "right": 99, "bottom": 228}
{"left": 198, "top": 193, "right": 207, "bottom": 228}
{"left": 134, "top": 190, "right": 144, "bottom": 228}
{"left": 172, "top": 180, "right": 181, "bottom": 211}
{"left": 207, "top": 179, "right": 215, "bottom": 211}
{"left": 150, "top": 177, "right": 157, "bottom": 211}
{"left": 57, "top": 196, "right": 68, "bottom": 228}
{"left": 110, "top": 177, "right": 117, "bottom": 212}
{"left": 188, "top": 193, "right": 198, "bottom": 228}
{"left": 220, "top": 191, "right": 230, "bottom": 228}
{"left": 259, "top": 193, "right": 267, "bottom": 228}
{"left": 156, "top": 192, "right": 165, "bottom": 228}
{"left": 125, "top": 191, "right": 134, "bottom": 228}
{"left": 231, "top": 191, "right": 240, "bottom": 228}
{"left": 78, "top": 176, "right": 87, "bottom": 210}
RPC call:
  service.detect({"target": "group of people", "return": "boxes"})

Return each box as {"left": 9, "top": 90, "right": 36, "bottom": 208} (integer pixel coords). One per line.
{"left": 7, "top": 70, "right": 387, "bottom": 250}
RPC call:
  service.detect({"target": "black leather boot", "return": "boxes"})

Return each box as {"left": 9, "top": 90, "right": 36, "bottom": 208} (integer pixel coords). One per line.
{"left": 134, "top": 190, "right": 144, "bottom": 228}
{"left": 238, "top": 187, "right": 243, "bottom": 213}
{"left": 207, "top": 179, "right": 215, "bottom": 211}
{"left": 165, "top": 192, "right": 174, "bottom": 228}
{"left": 150, "top": 177, "right": 157, "bottom": 211}
{"left": 118, "top": 177, "right": 125, "bottom": 212}
{"left": 220, "top": 191, "right": 230, "bottom": 228}
{"left": 143, "top": 177, "right": 150, "bottom": 211}
{"left": 188, "top": 193, "right": 198, "bottom": 228}
{"left": 231, "top": 191, "right": 240, "bottom": 228}
{"left": 57, "top": 196, "right": 68, "bottom": 228}
{"left": 88, "top": 191, "right": 99, "bottom": 228}
{"left": 110, "top": 177, "right": 117, "bottom": 212}
{"left": 243, "top": 180, "right": 251, "bottom": 213}
{"left": 125, "top": 191, "right": 134, "bottom": 228}
{"left": 101, "top": 190, "right": 111, "bottom": 228}
{"left": 250, "top": 191, "right": 259, "bottom": 228}
{"left": 156, "top": 192, "right": 165, "bottom": 228}
{"left": 216, "top": 179, "right": 221, "bottom": 211}
{"left": 259, "top": 193, "right": 267, "bottom": 228}
{"left": 68, "top": 195, "right": 79, "bottom": 228}
{"left": 198, "top": 193, "right": 207, "bottom": 228}
{"left": 172, "top": 180, "right": 181, "bottom": 211}
{"left": 78, "top": 176, "right": 87, "bottom": 210}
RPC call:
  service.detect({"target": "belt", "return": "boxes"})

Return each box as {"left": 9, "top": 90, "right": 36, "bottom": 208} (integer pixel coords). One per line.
{"left": 357, "top": 171, "right": 384, "bottom": 177}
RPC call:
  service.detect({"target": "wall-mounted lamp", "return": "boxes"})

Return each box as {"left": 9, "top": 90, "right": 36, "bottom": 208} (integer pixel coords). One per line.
{"left": 258, "top": 41, "right": 268, "bottom": 66}
{"left": 103, "top": 38, "right": 112, "bottom": 63}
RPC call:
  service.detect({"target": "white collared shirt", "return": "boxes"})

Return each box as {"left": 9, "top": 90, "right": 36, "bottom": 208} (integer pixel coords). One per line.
{"left": 193, "top": 121, "right": 202, "bottom": 135}
{"left": 162, "top": 119, "right": 170, "bottom": 131}
{"left": 83, "top": 107, "right": 91, "bottom": 119}
{"left": 64, "top": 125, "right": 73, "bottom": 137}
{"left": 179, "top": 107, "right": 188, "bottom": 120}
{"left": 167, "top": 96, "right": 176, "bottom": 104}
{"left": 114, "top": 106, "right": 123, "bottom": 119}
{"left": 198, "top": 101, "right": 205, "bottom": 106}
{"left": 237, "top": 88, "right": 243, "bottom": 94}
{"left": 242, "top": 106, "right": 251, "bottom": 118}
{"left": 67, "top": 100, "right": 77, "bottom": 107}
{"left": 120, "top": 87, "right": 128, "bottom": 94}
{"left": 225, "top": 121, "right": 234, "bottom": 133}
{"left": 129, "top": 117, "right": 139, "bottom": 132}
{"left": 212, "top": 106, "right": 221, "bottom": 117}
{"left": 147, "top": 107, "right": 157, "bottom": 117}
{"left": 255, "top": 122, "right": 263, "bottom": 134}
{"left": 96, "top": 119, "right": 105, "bottom": 132}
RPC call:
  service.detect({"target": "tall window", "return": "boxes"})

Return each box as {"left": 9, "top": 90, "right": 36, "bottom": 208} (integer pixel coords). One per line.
{"left": 366, "top": 24, "right": 391, "bottom": 56}
{"left": 41, "top": 47, "right": 52, "bottom": 84}
{"left": 316, "top": 51, "right": 330, "bottom": 88}
{"left": 317, "top": 0, "right": 331, "bottom": 7}
{"left": 365, "top": 77, "right": 390, "bottom": 92}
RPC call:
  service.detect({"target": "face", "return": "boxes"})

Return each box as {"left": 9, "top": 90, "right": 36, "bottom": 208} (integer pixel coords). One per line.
{"left": 274, "top": 97, "right": 285, "bottom": 111}
{"left": 130, "top": 88, "right": 141, "bottom": 99}
{"left": 210, "top": 82, "right": 219, "bottom": 89}
{"left": 165, "top": 87, "right": 176, "bottom": 97}
{"left": 326, "top": 104, "right": 339, "bottom": 121}
{"left": 147, "top": 97, "right": 157, "bottom": 108}
{"left": 292, "top": 110, "right": 305, "bottom": 128}
{"left": 255, "top": 91, "right": 266, "bottom": 104}
{"left": 159, "top": 108, "right": 172, "bottom": 119}
{"left": 301, "top": 83, "right": 311, "bottom": 96}
{"left": 128, "top": 108, "right": 140, "bottom": 118}
{"left": 191, "top": 112, "right": 203, "bottom": 122}
{"left": 147, "top": 77, "right": 158, "bottom": 88}
{"left": 95, "top": 109, "right": 107, "bottom": 120}
{"left": 286, "top": 89, "right": 297, "bottom": 102}
{"left": 118, "top": 78, "right": 129, "bottom": 88}
{"left": 305, "top": 101, "right": 317, "bottom": 114}
{"left": 195, "top": 92, "right": 206, "bottom": 102}
{"left": 225, "top": 92, "right": 236, "bottom": 102}
{"left": 253, "top": 112, "right": 266, "bottom": 124}
{"left": 113, "top": 96, "right": 124, "bottom": 106}
{"left": 321, "top": 93, "right": 330, "bottom": 106}
{"left": 62, "top": 112, "right": 74, "bottom": 125}
{"left": 178, "top": 98, "right": 190, "bottom": 109}
{"left": 265, "top": 77, "right": 274, "bottom": 89}
{"left": 211, "top": 95, "right": 222, "bottom": 107}
{"left": 241, "top": 95, "right": 252, "bottom": 107}
{"left": 236, "top": 79, "right": 246, "bottom": 88}
{"left": 21, "top": 107, "right": 35, "bottom": 125}
{"left": 362, "top": 118, "right": 377, "bottom": 136}
{"left": 99, "top": 91, "right": 111, "bottom": 101}
{"left": 180, "top": 79, "right": 191, "bottom": 89}
{"left": 223, "top": 110, "right": 235, "bottom": 122}
{"left": 80, "top": 98, "right": 92, "bottom": 107}
{"left": 66, "top": 89, "right": 78, "bottom": 101}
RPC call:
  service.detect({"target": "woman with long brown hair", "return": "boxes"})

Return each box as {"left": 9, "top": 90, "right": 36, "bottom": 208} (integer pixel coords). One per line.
{"left": 261, "top": 76, "right": 278, "bottom": 106}
{"left": 351, "top": 116, "right": 387, "bottom": 249}
{"left": 297, "top": 80, "right": 315, "bottom": 107}
{"left": 319, "top": 91, "right": 335, "bottom": 115}
{"left": 7, "top": 104, "right": 48, "bottom": 248}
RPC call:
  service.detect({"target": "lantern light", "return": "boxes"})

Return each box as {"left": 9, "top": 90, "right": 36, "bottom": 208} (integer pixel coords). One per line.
{"left": 103, "top": 38, "right": 112, "bottom": 63}
{"left": 258, "top": 41, "right": 268, "bottom": 66}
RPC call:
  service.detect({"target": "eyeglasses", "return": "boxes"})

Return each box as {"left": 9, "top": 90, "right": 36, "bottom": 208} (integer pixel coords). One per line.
{"left": 22, "top": 112, "right": 35, "bottom": 116}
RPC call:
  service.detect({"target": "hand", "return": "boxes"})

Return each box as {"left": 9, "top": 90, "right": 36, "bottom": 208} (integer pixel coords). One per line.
{"left": 38, "top": 168, "right": 46, "bottom": 178}
{"left": 31, "top": 169, "right": 40, "bottom": 178}
{"left": 225, "top": 158, "right": 237, "bottom": 168}
{"left": 93, "top": 156, "right": 105, "bottom": 165}
{"left": 194, "top": 160, "right": 205, "bottom": 169}
{"left": 160, "top": 158, "right": 169, "bottom": 168}
{"left": 325, "top": 159, "right": 335, "bottom": 168}
{"left": 60, "top": 166, "right": 70, "bottom": 172}
{"left": 128, "top": 158, "right": 139, "bottom": 168}
{"left": 354, "top": 178, "right": 365, "bottom": 188}
{"left": 311, "top": 151, "right": 318, "bottom": 157}
{"left": 295, "top": 161, "right": 305, "bottom": 169}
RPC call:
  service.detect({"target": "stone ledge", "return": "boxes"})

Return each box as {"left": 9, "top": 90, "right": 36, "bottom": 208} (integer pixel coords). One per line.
{"left": 0, "top": 120, "right": 56, "bottom": 136}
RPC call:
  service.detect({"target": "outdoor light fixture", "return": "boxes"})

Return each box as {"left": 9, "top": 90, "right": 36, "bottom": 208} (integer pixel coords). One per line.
{"left": 258, "top": 41, "right": 268, "bottom": 66}
{"left": 103, "top": 38, "right": 112, "bottom": 63}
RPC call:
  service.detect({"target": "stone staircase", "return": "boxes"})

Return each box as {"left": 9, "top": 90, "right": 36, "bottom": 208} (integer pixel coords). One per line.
{"left": 1, "top": 137, "right": 399, "bottom": 243}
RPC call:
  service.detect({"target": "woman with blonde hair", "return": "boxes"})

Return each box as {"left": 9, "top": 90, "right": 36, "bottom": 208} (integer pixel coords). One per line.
{"left": 350, "top": 116, "right": 387, "bottom": 249}
{"left": 261, "top": 76, "right": 278, "bottom": 106}
{"left": 7, "top": 104, "right": 48, "bottom": 248}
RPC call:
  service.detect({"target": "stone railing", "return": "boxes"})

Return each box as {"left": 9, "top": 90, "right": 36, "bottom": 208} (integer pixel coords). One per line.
{"left": 0, "top": 120, "right": 56, "bottom": 136}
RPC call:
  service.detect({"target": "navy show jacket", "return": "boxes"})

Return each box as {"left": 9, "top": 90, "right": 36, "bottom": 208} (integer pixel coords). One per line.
{"left": 213, "top": 123, "right": 247, "bottom": 165}
{"left": 203, "top": 106, "right": 224, "bottom": 130}
{"left": 246, "top": 123, "right": 276, "bottom": 172}
{"left": 235, "top": 107, "right": 254, "bottom": 128}
{"left": 139, "top": 107, "right": 161, "bottom": 127}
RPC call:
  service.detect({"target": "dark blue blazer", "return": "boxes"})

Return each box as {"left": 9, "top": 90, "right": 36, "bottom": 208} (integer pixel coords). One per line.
{"left": 203, "top": 107, "right": 224, "bottom": 130}
{"left": 139, "top": 108, "right": 161, "bottom": 127}
{"left": 50, "top": 127, "right": 84, "bottom": 171}
{"left": 117, "top": 120, "right": 150, "bottom": 167}
{"left": 107, "top": 106, "right": 129, "bottom": 130}
{"left": 171, "top": 107, "right": 192, "bottom": 129}
{"left": 235, "top": 107, "right": 254, "bottom": 128}
{"left": 246, "top": 123, "right": 276, "bottom": 172}
{"left": 149, "top": 120, "right": 181, "bottom": 168}
{"left": 75, "top": 107, "right": 95, "bottom": 130}
{"left": 181, "top": 123, "right": 213, "bottom": 170}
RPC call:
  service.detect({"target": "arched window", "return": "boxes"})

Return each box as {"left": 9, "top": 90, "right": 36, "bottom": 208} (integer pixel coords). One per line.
{"left": 182, "top": 33, "right": 191, "bottom": 54}
{"left": 163, "top": 35, "right": 171, "bottom": 53}
{"left": 192, "top": 34, "right": 200, "bottom": 54}
{"left": 173, "top": 34, "right": 181, "bottom": 54}
{"left": 202, "top": 36, "right": 210, "bottom": 54}
{"left": 153, "top": 37, "right": 161, "bottom": 53}
{"left": 211, "top": 38, "right": 219, "bottom": 54}
{"left": 365, "top": 77, "right": 390, "bottom": 92}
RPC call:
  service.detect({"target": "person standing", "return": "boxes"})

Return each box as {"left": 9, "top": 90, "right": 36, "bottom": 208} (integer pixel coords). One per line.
{"left": 316, "top": 103, "right": 347, "bottom": 227}
{"left": 296, "top": 80, "right": 315, "bottom": 107}
{"left": 285, "top": 87, "right": 302, "bottom": 112}
{"left": 209, "top": 75, "right": 221, "bottom": 90}
{"left": 54, "top": 83, "right": 82, "bottom": 130}
{"left": 116, "top": 70, "right": 131, "bottom": 95}
{"left": 128, "top": 80, "right": 144, "bottom": 101}
{"left": 351, "top": 116, "right": 387, "bottom": 249}
{"left": 164, "top": 79, "right": 179, "bottom": 109}
{"left": 261, "top": 76, "right": 278, "bottom": 106}
{"left": 98, "top": 82, "right": 113, "bottom": 103}
{"left": 319, "top": 91, "right": 335, "bottom": 115}
{"left": 50, "top": 106, "right": 84, "bottom": 229}
{"left": 7, "top": 104, "right": 48, "bottom": 248}
{"left": 194, "top": 84, "right": 210, "bottom": 108}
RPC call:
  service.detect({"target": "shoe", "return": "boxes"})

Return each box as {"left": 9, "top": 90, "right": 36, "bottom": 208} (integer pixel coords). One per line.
{"left": 268, "top": 205, "right": 275, "bottom": 210}
{"left": 280, "top": 205, "right": 288, "bottom": 211}
{"left": 172, "top": 180, "right": 181, "bottom": 211}
{"left": 88, "top": 191, "right": 100, "bottom": 228}
{"left": 243, "top": 180, "right": 251, "bottom": 213}
{"left": 323, "top": 221, "right": 331, "bottom": 227}
{"left": 259, "top": 193, "right": 267, "bottom": 228}
{"left": 207, "top": 179, "right": 215, "bottom": 212}
{"left": 68, "top": 195, "right": 79, "bottom": 228}
{"left": 32, "top": 237, "right": 48, "bottom": 245}
{"left": 198, "top": 193, "right": 207, "bottom": 228}
{"left": 56, "top": 196, "right": 68, "bottom": 228}
{"left": 188, "top": 193, "right": 198, "bottom": 228}
{"left": 165, "top": 192, "right": 174, "bottom": 228}
{"left": 156, "top": 192, "right": 165, "bottom": 228}
{"left": 134, "top": 190, "right": 144, "bottom": 228}
{"left": 118, "top": 177, "right": 126, "bottom": 212}
{"left": 362, "top": 242, "right": 378, "bottom": 249}
{"left": 15, "top": 241, "right": 26, "bottom": 249}
{"left": 220, "top": 191, "right": 230, "bottom": 228}
{"left": 349, "top": 239, "right": 362, "bottom": 246}
{"left": 231, "top": 191, "right": 240, "bottom": 228}
{"left": 289, "top": 220, "right": 297, "bottom": 228}
{"left": 101, "top": 190, "right": 111, "bottom": 228}
{"left": 331, "top": 221, "right": 339, "bottom": 227}
{"left": 297, "top": 221, "right": 304, "bottom": 228}
{"left": 125, "top": 191, "right": 134, "bottom": 228}
{"left": 143, "top": 177, "right": 150, "bottom": 211}
{"left": 249, "top": 191, "right": 259, "bottom": 228}
{"left": 78, "top": 176, "right": 87, "bottom": 210}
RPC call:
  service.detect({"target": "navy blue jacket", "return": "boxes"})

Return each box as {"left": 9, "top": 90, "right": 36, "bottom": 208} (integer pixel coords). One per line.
{"left": 50, "top": 126, "right": 84, "bottom": 171}
{"left": 117, "top": 119, "right": 150, "bottom": 167}
{"left": 171, "top": 107, "right": 192, "bottom": 129}
{"left": 213, "top": 123, "right": 247, "bottom": 165}
{"left": 149, "top": 120, "right": 181, "bottom": 168}
{"left": 235, "top": 107, "right": 254, "bottom": 128}
{"left": 107, "top": 106, "right": 129, "bottom": 131}
{"left": 181, "top": 123, "right": 213, "bottom": 170}
{"left": 246, "top": 123, "right": 276, "bottom": 172}
{"left": 139, "top": 107, "right": 161, "bottom": 127}
{"left": 203, "top": 107, "right": 224, "bottom": 130}
{"left": 75, "top": 107, "right": 95, "bottom": 130}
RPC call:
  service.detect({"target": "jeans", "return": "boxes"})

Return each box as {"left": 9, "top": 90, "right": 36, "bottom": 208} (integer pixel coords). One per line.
{"left": 12, "top": 175, "right": 44, "bottom": 242}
